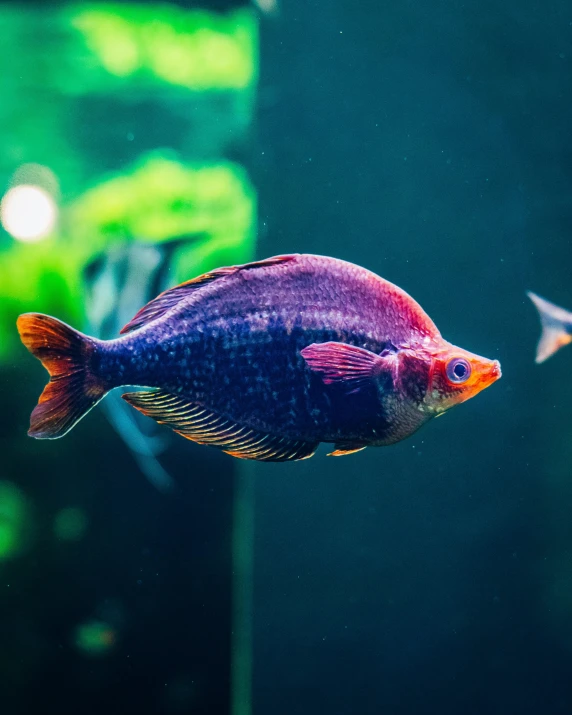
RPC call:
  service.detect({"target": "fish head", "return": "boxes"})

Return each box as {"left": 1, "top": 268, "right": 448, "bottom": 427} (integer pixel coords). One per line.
{"left": 421, "top": 341, "right": 501, "bottom": 414}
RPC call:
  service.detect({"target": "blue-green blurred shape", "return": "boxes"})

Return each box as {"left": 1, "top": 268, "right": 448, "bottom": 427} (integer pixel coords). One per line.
{"left": 0, "top": 481, "right": 30, "bottom": 560}
{"left": 53, "top": 507, "right": 89, "bottom": 542}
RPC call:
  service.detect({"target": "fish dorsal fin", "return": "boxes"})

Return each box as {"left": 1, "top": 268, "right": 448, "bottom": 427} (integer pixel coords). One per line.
{"left": 120, "top": 254, "right": 296, "bottom": 335}
{"left": 301, "top": 342, "right": 397, "bottom": 388}
{"left": 527, "top": 291, "right": 572, "bottom": 363}
{"left": 122, "top": 389, "right": 318, "bottom": 462}
{"left": 328, "top": 443, "right": 367, "bottom": 457}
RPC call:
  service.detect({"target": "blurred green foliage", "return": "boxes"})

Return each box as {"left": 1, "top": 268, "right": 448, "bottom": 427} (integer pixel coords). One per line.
{"left": 0, "top": 3, "right": 258, "bottom": 361}
{"left": 69, "top": 4, "right": 257, "bottom": 90}
{"left": 0, "top": 4, "right": 257, "bottom": 181}
{"left": 0, "top": 481, "right": 31, "bottom": 560}
{"left": 0, "top": 156, "right": 256, "bottom": 360}
{"left": 0, "top": 4, "right": 256, "bottom": 96}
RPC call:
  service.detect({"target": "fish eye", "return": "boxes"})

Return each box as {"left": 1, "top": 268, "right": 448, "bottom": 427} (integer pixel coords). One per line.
{"left": 445, "top": 357, "right": 471, "bottom": 384}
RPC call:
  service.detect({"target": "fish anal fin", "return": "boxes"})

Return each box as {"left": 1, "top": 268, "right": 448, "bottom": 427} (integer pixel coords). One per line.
{"left": 120, "top": 255, "right": 297, "bottom": 334}
{"left": 122, "top": 389, "right": 317, "bottom": 462}
{"left": 328, "top": 443, "right": 367, "bottom": 457}
{"left": 527, "top": 291, "right": 572, "bottom": 363}
{"left": 301, "top": 342, "right": 396, "bottom": 387}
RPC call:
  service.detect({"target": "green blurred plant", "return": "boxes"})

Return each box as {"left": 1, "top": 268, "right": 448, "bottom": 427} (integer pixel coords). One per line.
{"left": 0, "top": 3, "right": 258, "bottom": 362}
{"left": 68, "top": 4, "right": 257, "bottom": 91}
{"left": 0, "top": 481, "right": 31, "bottom": 561}
{"left": 0, "top": 154, "right": 256, "bottom": 361}
{"left": 0, "top": 4, "right": 257, "bottom": 97}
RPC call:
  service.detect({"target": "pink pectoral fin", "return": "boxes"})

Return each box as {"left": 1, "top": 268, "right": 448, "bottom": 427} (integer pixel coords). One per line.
{"left": 300, "top": 342, "right": 395, "bottom": 386}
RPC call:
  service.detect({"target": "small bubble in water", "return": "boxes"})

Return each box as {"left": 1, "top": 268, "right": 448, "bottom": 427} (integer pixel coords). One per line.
{"left": 127, "top": 132, "right": 134, "bottom": 141}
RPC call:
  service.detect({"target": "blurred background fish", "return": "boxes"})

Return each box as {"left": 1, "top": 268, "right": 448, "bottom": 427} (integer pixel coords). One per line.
{"left": 252, "top": 0, "right": 278, "bottom": 15}
{"left": 527, "top": 291, "right": 572, "bottom": 363}
{"left": 82, "top": 237, "right": 200, "bottom": 492}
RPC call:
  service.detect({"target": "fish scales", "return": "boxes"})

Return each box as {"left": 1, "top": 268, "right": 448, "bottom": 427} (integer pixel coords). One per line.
{"left": 17, "top": 253, "right": 501, "bottom": 460}
{"left": 100, "top": 256, "right": 411, "bottom": 441}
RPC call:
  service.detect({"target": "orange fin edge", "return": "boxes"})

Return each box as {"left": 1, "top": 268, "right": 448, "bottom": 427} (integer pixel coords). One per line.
{"left": 17, "top": 313, "right": 105, "bottom": 438}
{"left": 328, "top": 443, "right": 367, "bottom": 457}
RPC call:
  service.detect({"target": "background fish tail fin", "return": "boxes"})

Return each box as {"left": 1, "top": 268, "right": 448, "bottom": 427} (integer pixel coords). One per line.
{"left": 16, "top": 313, "right": 106, "bottom": 438}
{"left": 527, "top": 291, "right": 572, "bottom": 363}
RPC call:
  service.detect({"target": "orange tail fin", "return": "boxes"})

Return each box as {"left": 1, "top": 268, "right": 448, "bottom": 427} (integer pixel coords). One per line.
{"left": 16, "top": 313, "right": 106, "bottom": 439}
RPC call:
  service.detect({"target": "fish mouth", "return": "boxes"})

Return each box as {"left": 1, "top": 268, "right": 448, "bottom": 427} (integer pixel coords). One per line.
{"left": 474, "top": 357, "right": 502, "bottom": 393}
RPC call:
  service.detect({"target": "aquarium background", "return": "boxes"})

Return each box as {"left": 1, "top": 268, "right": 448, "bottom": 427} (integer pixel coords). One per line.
{"left": 1, "top": 1, "right": 572, "bottom": 714}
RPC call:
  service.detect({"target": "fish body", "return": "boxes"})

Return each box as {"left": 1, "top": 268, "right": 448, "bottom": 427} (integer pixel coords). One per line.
{"left": 527, "top": 291, "right": 572, "bottom": 363}
{"left": 17, "top": 254, "right": 501, "bottom": 462}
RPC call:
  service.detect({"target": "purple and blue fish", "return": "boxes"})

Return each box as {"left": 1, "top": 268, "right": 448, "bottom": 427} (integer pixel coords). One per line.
{"left": 17, "top": 254, "right": 501, "bottom": 462}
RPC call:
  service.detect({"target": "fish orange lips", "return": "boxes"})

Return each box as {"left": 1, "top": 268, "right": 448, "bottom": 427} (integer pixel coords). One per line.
{"left": 466, "top": 356, "right": 502, "bottom": 399}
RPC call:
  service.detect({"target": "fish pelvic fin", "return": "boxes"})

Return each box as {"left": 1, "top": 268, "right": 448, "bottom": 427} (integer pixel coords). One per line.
{"left": 122, "top": 389, "right": 318, "bottom": 462}
{"left": 17, "top": 313, "right": 106, "bottom": 439}
{"left": 527, "top": 291, "right": 572, "bottom": 363}
{"left": 120, "top": 254, "right": 297, "bottom": 334}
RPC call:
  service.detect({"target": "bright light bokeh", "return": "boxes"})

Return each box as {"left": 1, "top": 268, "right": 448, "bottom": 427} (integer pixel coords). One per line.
{"left": 0, "top": 184, "right": 57, "bottom": 242}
